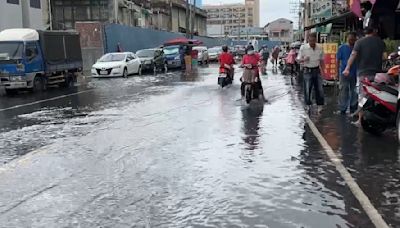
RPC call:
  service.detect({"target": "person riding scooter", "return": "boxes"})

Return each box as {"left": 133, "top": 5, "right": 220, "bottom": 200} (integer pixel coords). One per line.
{"left": 240, "top": 46, "right": 265, "bottom": 101}
{"left": 219, "top": 45, "right": 235, "bottom": 80}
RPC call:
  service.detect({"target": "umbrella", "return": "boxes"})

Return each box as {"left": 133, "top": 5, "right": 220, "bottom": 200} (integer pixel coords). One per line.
{"left": 164, "top": 37, "right": 203, "bottom": 46}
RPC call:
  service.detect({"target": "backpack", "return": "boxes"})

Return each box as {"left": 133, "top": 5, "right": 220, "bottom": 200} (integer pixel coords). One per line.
{"left": 261, "top": 50, "right": 269, "bottom": 60}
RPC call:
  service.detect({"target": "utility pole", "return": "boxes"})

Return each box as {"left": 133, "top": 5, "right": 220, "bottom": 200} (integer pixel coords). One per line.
{"left": 186, "top": 0, "right": 190, "bottom": 38}
{"left": 114, "top": 0, "right": 118, "bottom": 23}
{"left": 191, "top": 0, "right": 196, "bottom": 38}
{"left": 169, "top": 0, "right": 173, "bottom": 31}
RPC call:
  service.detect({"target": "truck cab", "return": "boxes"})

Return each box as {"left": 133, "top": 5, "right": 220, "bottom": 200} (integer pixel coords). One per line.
{"left": 0, "top": 29, "right": 44, "bottom": 92}
{"left": 0, "top": 29, "right": 82, "bottom": 95}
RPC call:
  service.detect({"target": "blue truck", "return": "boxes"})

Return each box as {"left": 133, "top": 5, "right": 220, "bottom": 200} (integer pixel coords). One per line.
{"left": 0, "top": 29, "right": 82, "bottom": 95}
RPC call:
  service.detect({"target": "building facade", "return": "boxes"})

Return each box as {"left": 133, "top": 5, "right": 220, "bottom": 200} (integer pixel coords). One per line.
{"left": 264, "top": 18, "right": 294, "bottom": 45}
{"left": 49, "top": 0, "right": 206, "bottom": 35}
{"left": 203, "top": 0, "right": 260, "bottom": 38}
{"left": 0, "top": 0, "right": 46, "bottom": 31}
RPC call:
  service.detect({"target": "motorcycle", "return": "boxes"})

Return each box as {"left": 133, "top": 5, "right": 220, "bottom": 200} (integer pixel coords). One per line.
{"left": 360, "top": 71, "right": 398, "bottom": 135}
{"left": 218, "top": 64, "right": 233, "bottom": 88}
{"left": 241, "top": 64, "right": 261, "bottom": 104}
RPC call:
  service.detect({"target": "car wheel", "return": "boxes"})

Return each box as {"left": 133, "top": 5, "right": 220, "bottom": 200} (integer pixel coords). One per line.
{"left": 138, "top": 66, "right": 142, "bottom": 76}
{"left": 123, "top": 68, "right": 128, "bottom": 78}
{"left": 164, "top": 63, "right": 168, "bottom": 73}
{"left": 153, "top": 64, "right": 157, "bottom": 75}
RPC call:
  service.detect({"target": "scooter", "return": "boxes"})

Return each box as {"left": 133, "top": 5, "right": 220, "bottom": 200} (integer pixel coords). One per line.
{"left": 240, "top": 64, "right": 261, "bottom": 104}
{"left": 360, "top": 72, "right": 398, "bottom": 135}
{"left": 218, "top": 64, "right": 233, "bottom": 88}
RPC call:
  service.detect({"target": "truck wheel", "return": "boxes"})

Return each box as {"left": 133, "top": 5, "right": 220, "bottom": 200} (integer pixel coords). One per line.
{"left": 60, "top": 75, "right": 74, "bottom": 88}
{"left": 31, "top": 76, "right": 45, "bottom": 92}
{"left": 5, "top": 89, "right": 18, "bottom": 96}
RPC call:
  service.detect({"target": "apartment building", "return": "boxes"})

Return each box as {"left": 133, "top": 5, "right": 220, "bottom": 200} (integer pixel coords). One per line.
{"left": 204, "top": 0, "right": 260, "bottom": 37}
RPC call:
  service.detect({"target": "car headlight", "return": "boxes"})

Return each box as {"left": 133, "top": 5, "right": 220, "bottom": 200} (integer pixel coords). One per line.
{"left": 113, "top": 65, "right": 122, "bottom": 69}
{"left": 174, "top": 56, "right": 180, "bottom": 60}
{"left": 145, "top": 60, "right": 152, "bottom": 64}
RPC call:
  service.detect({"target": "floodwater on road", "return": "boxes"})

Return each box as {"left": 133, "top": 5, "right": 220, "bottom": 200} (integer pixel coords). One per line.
{"left": 0, "top": 64, "right": 398, "bottom": 227}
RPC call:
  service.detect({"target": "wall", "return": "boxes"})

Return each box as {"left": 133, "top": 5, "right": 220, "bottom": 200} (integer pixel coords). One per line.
{"left": 0, "top": 0, "right": 45, "bottom": 31}
{"left": 0, "top": 1, "right": 23, "bottom": 31}
{"left": 75, "top": 22, "right": 105, "bottom": 74}
{"left": 103, "top": 23, "right": 224, "bottom": 53}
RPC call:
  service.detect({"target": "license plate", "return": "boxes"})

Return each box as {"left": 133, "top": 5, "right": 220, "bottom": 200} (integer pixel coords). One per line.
{"left": 219, "top": 74, "right": 226, "bottom": 78}
{"left": 360, "top": 97, "right": 368, "bottom": 106}
{"left": 100, "top": 70, "right": 108, "bottom": 75}
{"left": 168, "top": 61, "right": 173, "bottom": 65}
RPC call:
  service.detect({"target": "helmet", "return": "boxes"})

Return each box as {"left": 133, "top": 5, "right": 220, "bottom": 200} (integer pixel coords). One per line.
{"left": 374, "top": 73, "right": 393, "bottom": 85}
{"left": 222, "top": 45, "right": 228, "bottom": 52}
{"left": 388, "top": 65, "right": 400, "bottom": 76}
{"left": 262, "top": 45, "right": 268, "bottom": 48}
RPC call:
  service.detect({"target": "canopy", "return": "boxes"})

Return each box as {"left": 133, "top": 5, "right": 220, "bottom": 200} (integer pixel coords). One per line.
{"left": 164, "top": 37, "right": 203, "bottom": 46}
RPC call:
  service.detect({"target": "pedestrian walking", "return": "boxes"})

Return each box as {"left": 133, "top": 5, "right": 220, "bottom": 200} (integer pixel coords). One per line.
{"left": 337, "top": 32, "right": 358, "bottom": 115}
{"left": 343, "top": 27, "right": 387, "bottom": 123}
{"left": 297, "top": 33, "right": 325, "bottom": 112}
{"left": 271, "top": 46, "right": 280, "bottom": 68}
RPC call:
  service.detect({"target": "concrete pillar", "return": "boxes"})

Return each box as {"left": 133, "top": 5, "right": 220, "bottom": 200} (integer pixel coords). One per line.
{"left": 21, "top": 0, "right": 31, "bottom": 28}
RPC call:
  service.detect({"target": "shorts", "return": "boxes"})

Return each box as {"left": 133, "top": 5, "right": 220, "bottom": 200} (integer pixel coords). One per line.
{"left": 358, "top": 75, "right": 375, "bottom": 107}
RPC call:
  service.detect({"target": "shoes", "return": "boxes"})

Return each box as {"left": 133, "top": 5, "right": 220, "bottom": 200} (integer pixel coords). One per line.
{"left": 340, "top": 110, "right": 346, "bottom": 115}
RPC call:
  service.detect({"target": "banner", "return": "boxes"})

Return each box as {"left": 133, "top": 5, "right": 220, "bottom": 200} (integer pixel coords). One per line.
{"left": 311, "top": 0, "right": 332, "bottom": 21}
{"left": 322, "top": 43, "right": 338, "bottom": 81}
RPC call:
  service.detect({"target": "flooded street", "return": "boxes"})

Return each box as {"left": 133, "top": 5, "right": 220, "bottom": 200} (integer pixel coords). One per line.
{"left": 0, "top": 64, "right": 398, "bottom": 227}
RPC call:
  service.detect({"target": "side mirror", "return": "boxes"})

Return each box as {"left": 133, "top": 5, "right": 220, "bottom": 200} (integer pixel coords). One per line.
{"left": 126, "top": 58, "right": 130, "bottom": 62}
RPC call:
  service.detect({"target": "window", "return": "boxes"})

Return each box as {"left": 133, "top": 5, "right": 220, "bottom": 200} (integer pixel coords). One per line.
{"left": 30, "top": 0, "right": 41, "bottom": 9}
{"left": 7, "top": 0, "right": 19, "bottom": 4}
{"left": 25, "top": 43, "right": 38, "bottom": 61}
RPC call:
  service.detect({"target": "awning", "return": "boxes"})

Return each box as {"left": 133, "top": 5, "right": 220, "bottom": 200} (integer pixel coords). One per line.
{"left": 304, "top": 11, "right": 353, "bottom": 31}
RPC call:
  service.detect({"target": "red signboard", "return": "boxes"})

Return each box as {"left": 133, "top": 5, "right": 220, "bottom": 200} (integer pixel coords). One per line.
{"left": 322, "top": 43, "right": 338, "bottom": 81}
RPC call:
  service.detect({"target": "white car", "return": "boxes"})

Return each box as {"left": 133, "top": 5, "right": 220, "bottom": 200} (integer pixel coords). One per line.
{"left": 91, "top": 52, "right": 142, "bottom": 77}
{"left": 193, "top": 46, "right": 209, "bottom": 64}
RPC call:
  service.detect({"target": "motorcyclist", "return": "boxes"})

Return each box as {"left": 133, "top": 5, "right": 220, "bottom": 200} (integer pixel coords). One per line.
{"left": 219, "top": 45, "right": 235, "bottom": 80}
{"left": 241, "top": 46, "right": 265, "bottom": 100}
{"left": 259, "top": 45, "right": 269, "bottom": 74}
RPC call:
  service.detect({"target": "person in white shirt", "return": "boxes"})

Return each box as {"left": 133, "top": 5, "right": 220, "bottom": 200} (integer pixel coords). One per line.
{"left": 297, "top": 33, "right": 325, "bottom": 112}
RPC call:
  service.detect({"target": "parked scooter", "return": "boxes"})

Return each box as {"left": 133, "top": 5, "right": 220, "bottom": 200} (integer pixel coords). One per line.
{"left": 240, "top": 64, "right": 261, "bottom": 104}
{"left": 218, "top": 64, "right": 233, "bottom": 88}
{"left": 360, "top": 71, "right": 398, "bottom": 135}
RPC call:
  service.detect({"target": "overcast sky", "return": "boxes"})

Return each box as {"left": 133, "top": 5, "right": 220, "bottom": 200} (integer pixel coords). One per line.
{"left": 202, "top": 0, "right": 294, "bottom": 27}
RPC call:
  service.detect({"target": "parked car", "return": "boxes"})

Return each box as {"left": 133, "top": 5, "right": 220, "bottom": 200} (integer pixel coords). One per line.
{"left": 91, "top": 52, "right": 141, "bottom": 78}
{"left": 136, "top": 48, "right": 167, "bottom": 73}
{"left": 164, "top": 45, "right": 184, "bottom": 69}
{"left": 193, "top": 46, "right": 209, "bottom": 64}
{"left": 208, "top": 46, "right": 222, "bottom": 62}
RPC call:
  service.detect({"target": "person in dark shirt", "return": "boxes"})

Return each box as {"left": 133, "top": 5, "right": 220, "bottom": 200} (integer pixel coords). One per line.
{"left": 337, "top": 32, "right": 358, "bottom": 115}
{"left": 343, "top": 27, "right": 387, "bottom": 122}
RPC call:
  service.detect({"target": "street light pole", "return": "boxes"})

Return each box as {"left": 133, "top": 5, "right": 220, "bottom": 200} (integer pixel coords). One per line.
{"left": 191, "top": 0, "right": 196, "bottom": 38}
{"left": 114, "top": 0, "right": 118, "bottom": 23}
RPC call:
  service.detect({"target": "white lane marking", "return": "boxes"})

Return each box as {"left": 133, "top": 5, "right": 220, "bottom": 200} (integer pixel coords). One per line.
{"left": 0, "top": 90, "right": 94, "bottom": 112}
{"left": 305, "top": 116, "right": 390, "bottom": 228}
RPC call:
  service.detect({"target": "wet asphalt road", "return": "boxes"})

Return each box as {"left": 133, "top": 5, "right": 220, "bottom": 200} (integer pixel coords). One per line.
{"left": 0, "top": 64, "right": 398, "bottom": 227}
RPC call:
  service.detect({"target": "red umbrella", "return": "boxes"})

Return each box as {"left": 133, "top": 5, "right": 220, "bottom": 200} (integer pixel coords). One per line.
{"left": 164, "top": 37, "right": 202, "bottom": 46}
